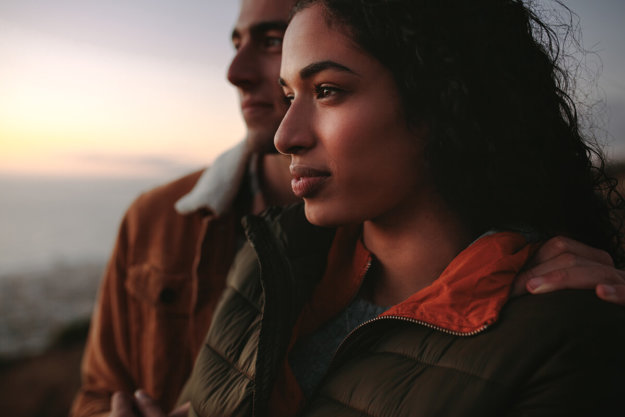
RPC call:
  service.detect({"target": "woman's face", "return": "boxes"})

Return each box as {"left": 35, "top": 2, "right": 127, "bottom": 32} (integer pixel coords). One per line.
{"left": 275, "top": 4, "right": 429, "bottom": 227}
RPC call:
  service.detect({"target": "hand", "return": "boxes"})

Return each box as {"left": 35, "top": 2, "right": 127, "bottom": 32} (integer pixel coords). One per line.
{"left": 109, "top": 391, "right": 139, "bottom": 417}
{"left": 512, "top": 236, "right": 625, "bottom": 305}
{"left": 109, "top": 390, "right": 190, "bottom": 417}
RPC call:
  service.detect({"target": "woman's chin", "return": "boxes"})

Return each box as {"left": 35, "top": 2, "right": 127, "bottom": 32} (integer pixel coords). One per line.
{"left": 304, "top": 203, "right": 358, "bottom": 228}
{"left": 304, "top": 208, "right": 334, "bottom": 227}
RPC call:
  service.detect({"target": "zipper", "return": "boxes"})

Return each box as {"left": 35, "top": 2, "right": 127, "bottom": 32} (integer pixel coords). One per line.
{"left": 246, "top": 214, "right": 295, "bottom": 417}
{"left": 340, "top": 256, "right": 488, "bottom": 345}
{"left": 301, "top": 294, "right": 491, "bottom": 412}
{"left": 246, "top": 209, "right": 337, "bottom": 417}
{"left": 344, "top": 314, "right": 489, "bottom": 341}
{"left": 329, "top": 303, "right": 490, "bottom": 373}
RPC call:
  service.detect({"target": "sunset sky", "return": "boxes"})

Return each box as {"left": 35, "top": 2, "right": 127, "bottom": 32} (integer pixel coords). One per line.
{"left": 0, "top": 0, "right": 623, "bottom": 178}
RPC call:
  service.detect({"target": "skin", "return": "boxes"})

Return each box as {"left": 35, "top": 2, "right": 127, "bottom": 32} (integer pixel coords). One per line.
{"left": 514, "top": 235, "right": 625, "bottom": 301}
{"left": 277, "top": 18, "right": 428, "bottom": 227}
{"left": 228, "top": 0, "right": 291, "bottom": 154}
{"left": 227, "top": 0, "right": 296, "bottom": 210}
{"left": 108, "top": 391, "right": 188, "bottom": 417}
{"left": 103, "top": 1, "right": 625, "bottom": 416}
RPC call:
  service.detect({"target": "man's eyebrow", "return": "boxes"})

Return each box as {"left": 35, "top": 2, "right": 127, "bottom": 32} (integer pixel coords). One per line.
{"left": 299, "top": 60, "right": 358, "bottom": 80}
{"left": 231, "top": 21, "right": 288, "bottom": 41}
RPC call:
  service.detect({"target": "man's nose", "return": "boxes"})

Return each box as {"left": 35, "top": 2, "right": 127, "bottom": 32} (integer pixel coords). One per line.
{"left": 227, "top": 43, "right": 260, "bottom": 89}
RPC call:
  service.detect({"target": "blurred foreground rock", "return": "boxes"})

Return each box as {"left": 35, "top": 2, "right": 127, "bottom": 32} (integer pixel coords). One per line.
{"left": 0, "top": 262, "right": 103, "bottom": 417}
{"left": 0, "top": 319, "right": 89, "bottom": 417}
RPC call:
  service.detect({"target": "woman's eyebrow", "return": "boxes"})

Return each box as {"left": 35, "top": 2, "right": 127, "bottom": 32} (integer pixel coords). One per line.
{"left": 299, "top": 60, "right": 359, "bottom": 80}
{"left": 279, "top": 60, "right": 360, "bottom": 87}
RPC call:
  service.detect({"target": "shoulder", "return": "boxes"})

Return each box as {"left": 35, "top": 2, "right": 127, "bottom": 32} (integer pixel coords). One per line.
{"left": 500, "top": 289, "right": 625, "bottom": 336}
{"left": 496, "top": 290, "right": 625, "bottom": 411}
{"left": 128, "top": 169, "right": 205, "bottom": 218}
{"left": 475, "top": 289, "right": 625, "bottom": 416}
{"left": 118, "top": 169, "right": 208, "bottom": 235}
{"left": 494, "top": 290, "right": 625, "bottom": 363}
{"left": 112, "top": 169, "right": 208, "bottom": 261}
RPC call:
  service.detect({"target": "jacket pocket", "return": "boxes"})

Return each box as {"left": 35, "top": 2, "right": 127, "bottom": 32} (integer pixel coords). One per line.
{"left": 125, "top": 263, "right": 193, "bottom": 316}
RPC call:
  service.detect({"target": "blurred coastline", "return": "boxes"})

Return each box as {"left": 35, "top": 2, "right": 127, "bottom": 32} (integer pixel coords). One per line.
{"left": 0, "top": 261, "right": 103, "bottom": 358}
{"left": 0, "top": 172, "right": 197, "bottom": 417}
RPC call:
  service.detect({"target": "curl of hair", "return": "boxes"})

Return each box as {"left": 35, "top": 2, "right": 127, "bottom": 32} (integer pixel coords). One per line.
{"left": 292, "top": 0, "right": 625, "bottom": 265}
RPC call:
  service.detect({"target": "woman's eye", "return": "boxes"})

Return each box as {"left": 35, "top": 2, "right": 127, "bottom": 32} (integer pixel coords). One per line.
{"left": 315, "top": 85, "right": 339, "bottom": 99}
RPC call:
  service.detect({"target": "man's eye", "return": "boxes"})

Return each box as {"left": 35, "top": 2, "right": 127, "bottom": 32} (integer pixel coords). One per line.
{"left": 283, "top": 94, "right": 294, "bottom": 105}
{"left": 264, "top": 37, "right": 283, "bottom": 49}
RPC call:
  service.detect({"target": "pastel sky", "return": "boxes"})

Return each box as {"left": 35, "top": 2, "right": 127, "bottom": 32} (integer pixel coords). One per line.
{"left": 0, "top": 0, "right": 623, "bottom": 178}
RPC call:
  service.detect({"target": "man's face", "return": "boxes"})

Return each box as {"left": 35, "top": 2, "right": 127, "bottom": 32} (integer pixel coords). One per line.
{"left": 228, "top": 0, "right": 294, "bottom": 154}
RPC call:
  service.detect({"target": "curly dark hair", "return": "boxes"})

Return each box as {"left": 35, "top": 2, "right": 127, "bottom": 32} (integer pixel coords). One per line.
{"left": 292, "top": 0, "right": 625, "bottom": 265}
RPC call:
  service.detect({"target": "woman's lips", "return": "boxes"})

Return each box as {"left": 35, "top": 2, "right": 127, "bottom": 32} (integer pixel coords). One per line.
{"left": 290, "top": 166, "right": 331, "bottom": 198}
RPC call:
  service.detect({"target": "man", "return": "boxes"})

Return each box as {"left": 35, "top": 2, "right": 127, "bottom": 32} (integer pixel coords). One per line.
{"left": 71, "top": 0, "right": 625, "bottom": 416}
{"left": 71, "top": 2, "right": 297, "bottom": 416}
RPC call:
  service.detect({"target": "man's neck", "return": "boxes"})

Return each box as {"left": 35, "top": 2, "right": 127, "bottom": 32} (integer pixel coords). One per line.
{"left": 252, "top": 153, "right": 299, "bottom": 214}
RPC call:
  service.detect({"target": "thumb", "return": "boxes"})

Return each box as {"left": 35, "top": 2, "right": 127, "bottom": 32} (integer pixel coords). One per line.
{"left": 133, "top": 390, "right": 166, "bottom": 417}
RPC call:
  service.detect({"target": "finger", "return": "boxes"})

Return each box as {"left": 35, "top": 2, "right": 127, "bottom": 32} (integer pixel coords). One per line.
{"left": 530, "top": 236, "right": 614, "bottom": 267}
{"left": 111, "top": 391, "right": 137, "bottom": 417}
{"left": 512, "top": 253, "right": 600, "bottom": 296}
{"left": 521, "top": 252, "right": 598, "bottom": 282}
{"left": 168, "top": 402, "right": 191, "bottom": 417}
{"left": 597, "top": 284, "right": 625, "bottom": 306}
{"left": 134, "top": 390, "right": 166, "bottom": 417}
{"left": 526, "top": 265, "right": 625, "bottom": 294}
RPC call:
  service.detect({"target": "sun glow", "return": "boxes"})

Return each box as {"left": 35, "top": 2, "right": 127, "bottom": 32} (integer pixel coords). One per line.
{"left": 0, "top": 25, "right": 244, "bottom": 177}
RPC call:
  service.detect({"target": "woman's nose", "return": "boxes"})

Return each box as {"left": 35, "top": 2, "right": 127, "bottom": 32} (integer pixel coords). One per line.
{"left": 274, "top": 101, "right": 315, "bottom": 155}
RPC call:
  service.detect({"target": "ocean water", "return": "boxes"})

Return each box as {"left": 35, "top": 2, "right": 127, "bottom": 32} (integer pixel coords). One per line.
{"left": 0, "top": 175, "right": 178, "bottom": 275}
{"left": 0, "top": 173, "right": 194, "bottom": 355}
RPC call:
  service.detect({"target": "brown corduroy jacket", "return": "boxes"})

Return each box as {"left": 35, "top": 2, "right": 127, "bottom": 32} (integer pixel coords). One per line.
{"left": 71, "top": 140, "right": 255, "bottom": 416}
{"left": 70, "top": 169, "right": 244, "bottom": 416}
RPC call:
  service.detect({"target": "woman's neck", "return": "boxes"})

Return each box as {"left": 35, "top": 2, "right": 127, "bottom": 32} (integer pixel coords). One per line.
{"left": 362, "top": 196, "right": 472, "bottom": 306}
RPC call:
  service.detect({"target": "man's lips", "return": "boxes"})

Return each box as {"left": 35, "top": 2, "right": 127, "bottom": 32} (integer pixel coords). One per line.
{"left": 290, "top": 166, "right": 331, "bottom": 198}
{"left": 241, "top": 99, "right": 273, "bottom": 113}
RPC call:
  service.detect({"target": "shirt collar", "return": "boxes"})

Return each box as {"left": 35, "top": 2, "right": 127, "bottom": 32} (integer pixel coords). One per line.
{"left": 175, "top": 140, "right": 252, "bottom": 216}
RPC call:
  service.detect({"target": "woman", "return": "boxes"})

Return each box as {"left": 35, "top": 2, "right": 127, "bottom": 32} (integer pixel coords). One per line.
{"left": 180, "top": 1, "right": 625, "bottom": 416}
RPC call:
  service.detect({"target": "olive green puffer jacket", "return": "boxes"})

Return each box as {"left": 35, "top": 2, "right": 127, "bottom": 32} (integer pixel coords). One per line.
{"left": 180, "top": 204, "right": 625, "bottom": 417}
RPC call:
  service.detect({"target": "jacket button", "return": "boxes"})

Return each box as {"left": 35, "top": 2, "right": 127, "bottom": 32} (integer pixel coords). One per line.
{"left": 159, "top": 288, "right": 176, "bottom": 304}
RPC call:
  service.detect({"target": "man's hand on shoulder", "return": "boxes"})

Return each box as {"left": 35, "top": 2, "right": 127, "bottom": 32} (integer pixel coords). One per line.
{"left": 109, "top": 390, "right": 190, "bottom": 417}
{"left": 512, "top": 236, "right": 625, "bottom": 306}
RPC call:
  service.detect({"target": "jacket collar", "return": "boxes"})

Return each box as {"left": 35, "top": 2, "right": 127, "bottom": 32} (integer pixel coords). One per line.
{"left": 310, "top": 228, "right": 538, "bottom": 336}
{"left": 381, "top": 232, "right": 538, "bottom": 334}
{"left": 175, "top": 140, "right": 252, "bottom": 216}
